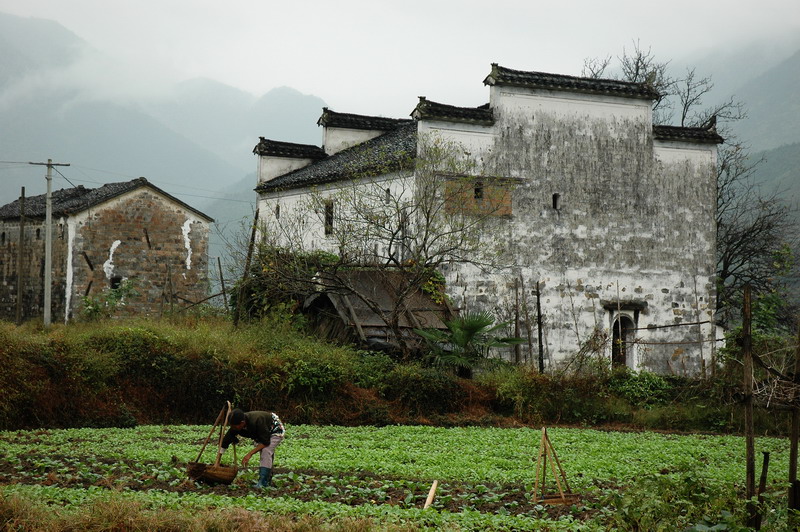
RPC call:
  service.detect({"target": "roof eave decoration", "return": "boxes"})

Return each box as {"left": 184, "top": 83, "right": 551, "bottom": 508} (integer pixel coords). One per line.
{"left": 253, "top": 138, "right": 327, "bottom": 159}
{"left": 317, "top": 107, "right": 414, "bottom": 131}
{"left": 411, "top": 96, "right": 495, "bottom": 126}
{"left": 483, "top": 63, "right": 660, "bottom": 100}
{"left": 653, "top": 120, "right": 724, "bottom": 145}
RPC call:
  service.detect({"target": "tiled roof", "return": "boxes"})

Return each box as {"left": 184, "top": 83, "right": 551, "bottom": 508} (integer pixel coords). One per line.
{"left": 317, "top": 107, "right": 413, "bottom": 131}
{"left": 653, "top": 124, "right": 724, "bottom": 144}
{"left": 252, "top": 138, "right": 327, "bottom": 159}
{"left": 483, "top": 63, "right": 660, "bottom": 100}
{"left": 257, "top": 122, "right": 417, "bottom": 193}
{"left": 0, "top": 177, "right": 213, "bottom": 221}
{"left": 411, "top": 97, "right": 495, "bottom": 126}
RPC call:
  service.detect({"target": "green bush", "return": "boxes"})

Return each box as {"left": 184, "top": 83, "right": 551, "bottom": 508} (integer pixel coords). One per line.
{"left": 352, "top": 352, "right": 396, "bottom": 389}
{"left": 607, "top": 369, "right": 673, "bottom": 407}
{"left": 382, "top": 363, "right": 462, "bottom": 415}
{"left": 493, "top": 367, "right": 610, "bottom": 424}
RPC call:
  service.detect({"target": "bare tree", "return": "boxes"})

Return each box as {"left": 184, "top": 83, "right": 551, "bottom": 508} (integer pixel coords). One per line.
{"left": 585, "top": 42, "right": 800, "bottom": 325}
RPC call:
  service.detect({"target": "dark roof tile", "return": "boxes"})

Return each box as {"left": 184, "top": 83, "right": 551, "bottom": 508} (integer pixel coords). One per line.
{"left": 653, "top": 124, "right": 724, "bottom": 144}
{"left": 0, "top": 177, "right": 213, "bottom": 221}
{"left": 252, "top": 138, "right": 327, "bottom": 159}
{"left": 411, "top": 97, "right": 495, "bottom": 125}
{"left": 484, "top": 63, "right": 660, "bottom": 100}
{"left": 257, "top": 122, "right": 417, "bottom": 193}
{"left": 317, "top": 107, "right": 413, "bottom": 131}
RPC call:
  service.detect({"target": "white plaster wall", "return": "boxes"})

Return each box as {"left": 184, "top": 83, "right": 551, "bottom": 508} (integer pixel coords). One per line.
{"left": 323, "top": 127, "right": 385, "bottom": 155}
{"left": 258, "top": 156, "right": 317, "bottom": 184}
{"left": 490, "top": 86, "right": 652, "bottom": 126}
{"left": 257, "top": 172, "right": 414, "bottom": 254}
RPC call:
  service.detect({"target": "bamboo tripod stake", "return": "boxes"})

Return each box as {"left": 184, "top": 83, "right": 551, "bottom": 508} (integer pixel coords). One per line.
{"left": 533, "top": 427, "right": 577, "bottom": 504}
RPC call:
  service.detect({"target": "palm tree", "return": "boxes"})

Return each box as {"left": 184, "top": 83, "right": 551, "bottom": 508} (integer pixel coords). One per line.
{"left": 414, "top": 311, "right": 523, "bottom": 377}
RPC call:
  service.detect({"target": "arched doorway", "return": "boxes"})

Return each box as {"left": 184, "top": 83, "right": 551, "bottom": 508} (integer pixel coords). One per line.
{"left": 612, "top": 315, "right": 635, "bottom": 369}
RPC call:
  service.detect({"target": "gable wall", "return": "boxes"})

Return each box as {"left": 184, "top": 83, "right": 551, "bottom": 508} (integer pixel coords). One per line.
{"left": 323, "top": 127, "right": 385, "bottom": 155}
{"left": 66, "top": 188, "right": 211, "bottom": 320}
{"left": 258, "top": 155, "right": 318, "bottom": 184}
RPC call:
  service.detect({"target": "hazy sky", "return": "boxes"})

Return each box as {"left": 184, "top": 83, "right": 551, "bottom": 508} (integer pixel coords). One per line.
{"left": 2, "top": 0, "right": 799, "bottom": 118}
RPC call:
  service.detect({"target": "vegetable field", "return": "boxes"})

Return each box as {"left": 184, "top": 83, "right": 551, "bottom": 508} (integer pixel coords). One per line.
{"left": 0, "top": 425, "right": 792, "bottom": 530}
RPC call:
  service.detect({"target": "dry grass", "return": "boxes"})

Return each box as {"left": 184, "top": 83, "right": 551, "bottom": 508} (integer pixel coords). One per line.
{"left": 0, "top": 492, "right": 424, "bottom": 532}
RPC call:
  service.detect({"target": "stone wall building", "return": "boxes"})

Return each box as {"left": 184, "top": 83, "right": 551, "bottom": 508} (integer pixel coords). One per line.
{"left": 252, "top": 64, "right": 723, "bottom": 375}
{"left": 0, "top": 177, "right": 213, "bottom": 322}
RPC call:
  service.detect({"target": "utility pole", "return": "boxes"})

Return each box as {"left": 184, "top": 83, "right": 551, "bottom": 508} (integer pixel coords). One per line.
{"left": 29, "top": 159, "right": 70, "bottom": 327}
{"left": 16, "top": 188, "right": 25, "bottom": 325}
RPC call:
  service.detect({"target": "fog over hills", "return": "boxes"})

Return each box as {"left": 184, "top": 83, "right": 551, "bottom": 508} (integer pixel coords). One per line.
{"left": 1, "top": 11, "right": 798, "bottom": 270}
{"left": 733, "top": 49, "right": 800, "bottom": 153}
{"left": 0, "top": 12, "right": 325, "bottom": 225}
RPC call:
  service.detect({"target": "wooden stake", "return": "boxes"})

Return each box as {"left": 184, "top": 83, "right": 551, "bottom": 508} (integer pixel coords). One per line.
{"left": 423, "top": 480, "right": 439, "bottom": 509}
{"left": 195, "top": 405, "right": 226, "bottom": 463}
{"left": 789, "top": 319, "right": 800, "bottom": 525}
{"left": 532, "top": 427, "right": 578, "bottom": 504}
{"left": 743, "top": 286, "right": 757, "bottom": 528}
{"left": 215, "top": 401, "right": 233, "bottom": 467}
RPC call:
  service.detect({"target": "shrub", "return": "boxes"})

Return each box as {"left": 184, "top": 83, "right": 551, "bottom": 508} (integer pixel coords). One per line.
{"left": 382, "top": 363, "right": 462, "bottom": 415}
{"left": 603, "top": 467, "right": 748, "bottom": 531}
{"left": 607, "top": 369, "right": 673, "bottom": 407}
{"left": 352, "top": 351, "right": 397, "bottom": 389}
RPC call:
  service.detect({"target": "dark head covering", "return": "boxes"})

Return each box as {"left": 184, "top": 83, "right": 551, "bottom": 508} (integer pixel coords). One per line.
{"left": 229, "top": 408, "right": 245, "bottom": 425}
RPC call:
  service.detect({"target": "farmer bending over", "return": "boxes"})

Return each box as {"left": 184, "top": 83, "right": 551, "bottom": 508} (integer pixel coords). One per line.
{"left": 221, "top": 408, "right": 285, "bottom": 488}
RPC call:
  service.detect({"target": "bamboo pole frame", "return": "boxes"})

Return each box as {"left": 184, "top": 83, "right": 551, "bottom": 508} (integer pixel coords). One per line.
{"left": 532, "top": 427, "right": 578, "bottom": 505}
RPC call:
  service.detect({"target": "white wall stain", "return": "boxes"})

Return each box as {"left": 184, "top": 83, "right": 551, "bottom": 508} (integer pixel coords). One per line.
{"left": 64, "top": 217, "right": 75, "bottom": 323}
{"left": 182, "top": 219, "right": 193, "bottom": 270}
{"left": 103, "top": 240, "right": 122, "bottom": 279}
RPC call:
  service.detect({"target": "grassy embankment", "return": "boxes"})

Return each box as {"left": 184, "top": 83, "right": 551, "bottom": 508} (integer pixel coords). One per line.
{"left": 0, "top": 314, "right": 791, "bottom": 434}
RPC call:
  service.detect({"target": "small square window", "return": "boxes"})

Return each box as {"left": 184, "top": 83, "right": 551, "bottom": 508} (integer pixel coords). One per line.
{"left": 474, "top": 182, "right": 484, "bottom": 200}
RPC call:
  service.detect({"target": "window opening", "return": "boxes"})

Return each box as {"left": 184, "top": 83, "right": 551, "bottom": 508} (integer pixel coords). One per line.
{"left": 275, "top": 204, "right": 280, "bottom": 220}
{"left": 474, "top": 182, "right": 484, "bottom": 200}
{"left": 36, "top": 228, "right": 41, "bottom": 240}
{"left": 385, "top": 188, "right": 391, "bottom": 204}
{"left": 110, "top": 276, "right": 123, "bottom": 290}
{"left": 552, "top": 193, "right": 561, "bottom": 210}
{"left": 1, "top": 232, "right": 4, "bottom": 246}
{"left": 324, "top": 201, "right": 334, "bottom": 236}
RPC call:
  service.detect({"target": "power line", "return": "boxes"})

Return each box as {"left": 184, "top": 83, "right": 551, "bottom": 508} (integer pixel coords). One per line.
{"left": 53, "top": 166, "right": 78, "bottom": 188}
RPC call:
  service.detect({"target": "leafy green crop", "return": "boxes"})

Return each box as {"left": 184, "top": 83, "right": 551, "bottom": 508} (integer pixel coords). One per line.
{"left": 0, "top": 425, "right": 792, "bottom": 530}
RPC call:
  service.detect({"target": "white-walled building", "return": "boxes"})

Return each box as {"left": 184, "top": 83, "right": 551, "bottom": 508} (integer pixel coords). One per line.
{"left": 253, "top": 64, "right": 722, "bottom": 375}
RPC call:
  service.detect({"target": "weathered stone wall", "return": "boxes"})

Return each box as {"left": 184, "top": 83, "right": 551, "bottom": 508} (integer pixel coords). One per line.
{"left": 66, "top": 188, "right": 210, "bottom": 320}
{"left": 0, "top": 188, "right": 210, "bottom": 323}
{"left": 437, "top": 88, "right": 718, "bottom": 374}
{"left": 0, "top": 220, "right": 69, "bottom": 322}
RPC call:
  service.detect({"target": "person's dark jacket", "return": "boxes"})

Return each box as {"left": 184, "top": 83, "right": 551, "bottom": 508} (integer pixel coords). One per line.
{"left": 221, "top": 411, "right": 281, "bottom": 448}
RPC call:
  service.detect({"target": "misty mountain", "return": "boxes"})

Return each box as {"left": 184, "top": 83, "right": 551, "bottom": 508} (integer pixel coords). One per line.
{"left": 731, "top": 49, "right": 800, "bottom": 152}
{"left": 753, "top": 142, "right": 800, "bottom": 205}
{"left": 0, "top": 11, "right": 325, "bottom": 236}
{"left": 144, "top": 81, "right": 325, "bottom": 172}
{"left": 0, "top": 13, "right": 84, "bottom": 84}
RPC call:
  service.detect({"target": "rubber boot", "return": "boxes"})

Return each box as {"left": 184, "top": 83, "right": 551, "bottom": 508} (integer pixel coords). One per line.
{"left": 255, "top": 467, "right": 271, "bottom": 488}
